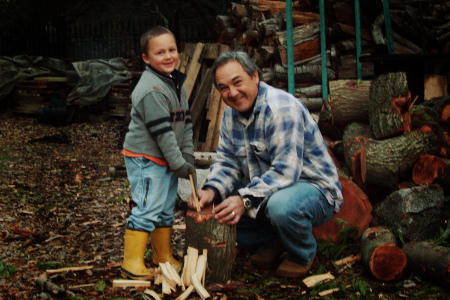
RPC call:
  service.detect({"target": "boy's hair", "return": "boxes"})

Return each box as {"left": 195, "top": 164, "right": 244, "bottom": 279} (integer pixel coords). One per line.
{"left": 140, "top": 26, "right": 175, "bottom": 55}
{"left": 211, "top": 51, "right": 262, "bottom": 87}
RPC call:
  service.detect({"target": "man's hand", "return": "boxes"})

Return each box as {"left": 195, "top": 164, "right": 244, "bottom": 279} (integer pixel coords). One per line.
{"left": 188, "top": 188, "right": 215, "bottom": 210}
{"left": 213, "top": 195, "right": 245, "bottom": 225}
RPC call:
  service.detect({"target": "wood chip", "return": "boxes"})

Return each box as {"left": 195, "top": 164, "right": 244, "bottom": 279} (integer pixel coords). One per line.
{"left": 112, "top": 279, "right": 151, "bottom": 288}
{"left": 302, "top": 271, "right": 335, "bottom": 288}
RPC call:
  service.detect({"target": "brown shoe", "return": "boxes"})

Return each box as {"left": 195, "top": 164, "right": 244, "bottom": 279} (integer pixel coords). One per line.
{"left": 249, "top": 243, "right": 284, "bottom": 268}
{"left": 275, "top": 255, "right": 315, "bottom": 278}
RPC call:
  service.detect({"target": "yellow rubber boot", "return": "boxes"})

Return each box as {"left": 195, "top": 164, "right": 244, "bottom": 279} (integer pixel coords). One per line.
{"left": 150, "top": 227, "right": 182, "bottom": 270}
{"left": 120, "top": 229, "right": 154, "bottom": 280}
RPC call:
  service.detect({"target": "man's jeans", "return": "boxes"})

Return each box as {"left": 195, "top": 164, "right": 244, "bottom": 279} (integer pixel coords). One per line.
{"left": 237, "top": 181, "right": 336, "bottom": 265}
{"left": 124, "top": 156, "right": 177, "bottom": 232}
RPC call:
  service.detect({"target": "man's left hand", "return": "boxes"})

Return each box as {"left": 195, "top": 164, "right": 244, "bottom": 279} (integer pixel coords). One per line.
{"left": 213, "top": 195, "right": 245, "bottom": 225}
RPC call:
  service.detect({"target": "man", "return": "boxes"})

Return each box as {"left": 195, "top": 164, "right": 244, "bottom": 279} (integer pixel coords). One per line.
{"left": 188, "top": 51, "right": 343, "bottom": 277}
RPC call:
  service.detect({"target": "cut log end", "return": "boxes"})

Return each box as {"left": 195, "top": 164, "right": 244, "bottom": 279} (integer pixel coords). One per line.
{"left": 369, "top": 244, "right": 407, "bottom": 281}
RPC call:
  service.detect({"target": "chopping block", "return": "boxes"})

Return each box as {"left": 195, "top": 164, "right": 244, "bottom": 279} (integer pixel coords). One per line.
{"left": 185, "top": 206, "right": 236, "bottom": 286}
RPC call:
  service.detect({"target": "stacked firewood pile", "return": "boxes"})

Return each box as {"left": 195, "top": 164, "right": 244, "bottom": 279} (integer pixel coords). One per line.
{"left": 213, "top": 0, "right": 449, "bottom": 110}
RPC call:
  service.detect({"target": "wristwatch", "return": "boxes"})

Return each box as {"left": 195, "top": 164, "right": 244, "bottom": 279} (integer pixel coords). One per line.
{"left": 242, "top": 197, "right": 252, "bottom": 210}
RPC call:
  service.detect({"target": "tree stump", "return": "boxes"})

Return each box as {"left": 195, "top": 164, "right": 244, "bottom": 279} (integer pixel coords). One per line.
{"left": 361, "top": 227, "right": 407, "bottom": 281}
{"left": 185, "top": 206, "right": 236, "bottom": 286}
{"left": 402, "top": 241, "right": 450, "bottom": 288}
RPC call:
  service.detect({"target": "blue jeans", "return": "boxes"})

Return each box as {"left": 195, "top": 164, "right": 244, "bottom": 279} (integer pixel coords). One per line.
{"left": 236, "top": 181, "right": 335, "bottom": 265}
{"left": 124, "top": 156, "right": 178, "bottom": 232}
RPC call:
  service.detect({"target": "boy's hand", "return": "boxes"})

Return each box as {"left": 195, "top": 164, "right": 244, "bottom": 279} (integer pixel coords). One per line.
{"left": 174, "top": 162, "right": 195, "bottom": 179}
{"left": 182, "top": 153, "right": 195, "bottom": 167}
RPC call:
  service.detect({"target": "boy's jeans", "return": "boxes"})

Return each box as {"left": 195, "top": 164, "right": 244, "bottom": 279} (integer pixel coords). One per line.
{"left": 237, "top": 181, "right": 336, "bottom": 265}
{"left": 124, "top": 156, "right": 177, "bottom": 232}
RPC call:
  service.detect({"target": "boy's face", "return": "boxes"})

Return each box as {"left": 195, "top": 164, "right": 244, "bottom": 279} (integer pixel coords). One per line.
{"left": 142, "top": 33, "right": 178, "bottom": 76}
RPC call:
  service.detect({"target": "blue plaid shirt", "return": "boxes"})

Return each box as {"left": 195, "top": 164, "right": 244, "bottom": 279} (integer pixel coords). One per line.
{"left": 204, "top": 82, "right": 343, "bottom": 218}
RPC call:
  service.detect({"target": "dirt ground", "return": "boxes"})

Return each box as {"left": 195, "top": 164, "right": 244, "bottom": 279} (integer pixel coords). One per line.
{"left": 0, "top": 115, "right": 448, "bottom": 299}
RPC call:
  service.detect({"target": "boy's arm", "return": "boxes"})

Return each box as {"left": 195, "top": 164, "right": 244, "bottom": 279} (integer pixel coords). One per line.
{"left": 141, "top": 92, "right": 185, "bottom": 171}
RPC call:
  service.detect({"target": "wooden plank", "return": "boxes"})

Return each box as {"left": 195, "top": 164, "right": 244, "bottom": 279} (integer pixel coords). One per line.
{"left": 190, "top": 69, "right": 213, "bottom": 128}
{"left": 112, "top": 280, "right": 151, "bottom": 288}
{"left": 183, "top": 43, "right": 230, "bottom": 60}
{"left": 184, "top": 43, "right": 205, "bottom": 102}
{"left": 212, "top": 96, "right": 227, "bottom": 152}
{"left": 202, "top": 87, "right": 222, "bottom": 152}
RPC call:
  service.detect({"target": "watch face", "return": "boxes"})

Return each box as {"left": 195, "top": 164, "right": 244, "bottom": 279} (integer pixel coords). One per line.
{"left": 244, "top": 198, "right": 251, "bottom": 208}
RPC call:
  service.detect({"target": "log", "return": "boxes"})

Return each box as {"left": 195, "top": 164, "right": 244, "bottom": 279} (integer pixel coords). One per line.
{"left": 426, "top": 96, "right": 450, "bottom": 121}
{"left": 232, "top": 3, "right": 248, "bottom": 18}
{"left": 185, "top": 206, "right": 236, "bottom": 286}
{"left": 275, "top": 22, "right": 320, "bottom": 46}
{"left": 361, "top": 227, "right": 407, "bottom": 281}
{"left": 298, "top": 97, "right": 323, "bottom": 112}
{"left": 369, "top": 72, "right": 411, "bottom": 139}
{"left": 295, "top": 84, "right": 322, "bottom": 98}
{"left": 338, "top": 52, "right": 375, "bottom": 79}
{"left": 278, "top": 37, "right": 321, "bottom": 66}
{"left": 328, "top": 80, "right": 372, "bottom": 127}
{"left": 402, "top": 241, "right": 450, "bottom": 288}
{"left": 424, "top": 75, "right": 448, "bottom": 101}
{"left": 372, "top": 185, "right": 448, "bottom": 242}
{"left": 362, "top": 126, "right": 440, "bottom": 188}
{"left": 275, "top": 64, "right": 336, "bottom": 83}
{"left": 313, "top": 175, "right": 372, "bottom": 243}
{"left": 276, "top": 11, "right": 320, "bottom": 29}
{"left": 412, "top": 154, "right": 450, "bottom": 194}
{"left": 342, "top": 123, "right": 374, "bottom": 186}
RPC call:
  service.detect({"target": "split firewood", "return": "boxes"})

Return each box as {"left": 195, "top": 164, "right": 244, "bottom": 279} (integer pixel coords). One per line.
{"left": 191, "top": 273, "right": 210, "bottom": 299}
{"left": 302, "top": 271, "right": 335, "bottom": 288}
{"left": 361, "top": 227, "right": 407, "bottom": 281}
{"left": 402, "top": 241, "right": 450, "bottom": 288}
{"left": 175, "top": 285, "right": 195, "bottom": 300}
{"left": 112, "top": 280, "right": 151, "bottom": 288}
{"left": 183, "top": 247, "right": 199, "bottom": 287}
{"left": 144, "top": 289, "right": 162, "bottom": 300}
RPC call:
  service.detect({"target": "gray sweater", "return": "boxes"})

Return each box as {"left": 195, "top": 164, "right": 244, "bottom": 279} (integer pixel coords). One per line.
{"left": 123, "top": 66, "right": 194, "bottom": 170}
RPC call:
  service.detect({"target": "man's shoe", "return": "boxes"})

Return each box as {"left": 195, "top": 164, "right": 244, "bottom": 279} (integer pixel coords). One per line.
{"left": 275, "top": 255, "right": 315, "bottom": 278}
{"left": 249, "top": 243, "right": 284, "bottom": 268}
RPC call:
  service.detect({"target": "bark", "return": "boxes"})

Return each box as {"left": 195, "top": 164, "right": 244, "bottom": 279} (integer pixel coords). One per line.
{"left": 362, "top": 127, "right": 440, "bottom": 188}
{"left": 275, "top": 22, "right": 320, "bottom": 47}
{"left": 313, "top": 175, "right": 372, "bottom": 243}
{"left": 185, "top": 206, "right": 236, "bottom": 286}
{"left": 361, "top": 227, "right": 407, "bottom": 281}
{"left": 298, "top": 97, "right": 323, "bottom": 112}
{"left": 329, "top": 80, "right": 372, "bottom": 127}
{"left": 342, "top": 123, "right": 374, "bottom": 183}
{"left": 369, "top": 72, "right": 411, "bottom": 139}
{"left": 402, "top": 241, "right": 450, "bottom": 288}
{"left": 276, "top": 11, "right": 320, "bottom": 30}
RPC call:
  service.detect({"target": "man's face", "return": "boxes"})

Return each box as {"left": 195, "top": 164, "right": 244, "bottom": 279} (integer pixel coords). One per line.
{"left": 142, "top": 33, "right": 179, "bottom": 76}
{"left": 215, "top": 61, "right": 259, "bottom": 113}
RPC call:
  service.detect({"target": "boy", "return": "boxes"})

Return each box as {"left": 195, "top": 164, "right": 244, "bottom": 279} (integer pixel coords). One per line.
{"left": 120, "top": 26, "right": 194, "bottom": 279}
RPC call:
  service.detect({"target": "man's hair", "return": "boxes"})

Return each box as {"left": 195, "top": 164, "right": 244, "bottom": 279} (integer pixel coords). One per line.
{"left": 211, "top": 51, "right": 262, "bottom": 87}
{"left": 140, "top": 26, "right": 175, "bottom": 55}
